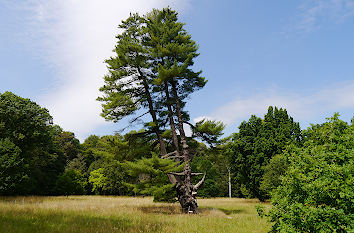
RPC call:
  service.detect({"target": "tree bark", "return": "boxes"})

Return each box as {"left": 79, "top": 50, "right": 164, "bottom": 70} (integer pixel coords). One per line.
{"left": 138, "top": 67, "right": 167, "bottom": 156}
{"left": 163, "top": 81, "right": 180, "bottom": 158}
{"left": 171, "top": 81, "right": 198, "bottom": 213}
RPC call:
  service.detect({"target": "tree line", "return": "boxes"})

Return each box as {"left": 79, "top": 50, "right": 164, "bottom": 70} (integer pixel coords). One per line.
{"left": 1, "top": 91, "right": 352, "bottom": 231}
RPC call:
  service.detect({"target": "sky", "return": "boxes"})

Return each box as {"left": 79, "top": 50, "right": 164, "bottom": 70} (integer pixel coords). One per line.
{"left": 1, "top": 0, "right": 353, "bottom": 141}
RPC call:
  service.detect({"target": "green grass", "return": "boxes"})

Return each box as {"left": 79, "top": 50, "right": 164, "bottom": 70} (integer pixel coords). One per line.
{"left": 0, "top": 196, "right": 271, "bottom": 233}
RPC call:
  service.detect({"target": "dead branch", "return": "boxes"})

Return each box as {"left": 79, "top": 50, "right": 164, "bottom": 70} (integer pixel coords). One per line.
{"left": 161, "top": 150, "right": 178, "bottom": 158}
{"left": 169, "top": 172, "right": 204, "bottom": 176}
{"left": 193, "top": 173, "right": 206, "bottom": 191}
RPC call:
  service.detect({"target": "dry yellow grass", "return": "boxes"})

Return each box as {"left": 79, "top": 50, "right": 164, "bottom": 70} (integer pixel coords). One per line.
{"left": 0, "top": 196, "right": 271, "bottom": 233}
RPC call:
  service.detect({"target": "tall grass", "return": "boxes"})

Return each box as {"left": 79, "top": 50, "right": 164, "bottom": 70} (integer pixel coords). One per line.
{"left": 0, "top": 196, "right": 271, "bottom": 233}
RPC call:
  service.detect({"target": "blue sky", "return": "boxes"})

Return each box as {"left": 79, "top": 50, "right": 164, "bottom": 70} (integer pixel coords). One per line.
{"left": 1, "top": 0, "right": 353, "bottom": 141}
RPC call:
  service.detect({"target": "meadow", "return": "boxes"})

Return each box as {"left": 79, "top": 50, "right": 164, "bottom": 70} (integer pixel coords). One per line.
{"left": 0, "top": 196, "right": 271, "bottom": 233}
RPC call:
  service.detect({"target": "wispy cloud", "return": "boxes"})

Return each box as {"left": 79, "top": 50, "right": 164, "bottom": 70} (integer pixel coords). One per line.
{"left": 22, "top": 0, "right": 190, "bottom": 140}
{"left": 194, "top": 81, "right": 354, "bottom": 128}
{"left": 287, "top": 0, "right": 354, "bottom": 33}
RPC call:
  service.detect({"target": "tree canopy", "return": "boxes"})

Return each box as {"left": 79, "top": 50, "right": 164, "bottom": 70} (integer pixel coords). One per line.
{"left": 0, "top": 92, "right": 65, "bottom": 195}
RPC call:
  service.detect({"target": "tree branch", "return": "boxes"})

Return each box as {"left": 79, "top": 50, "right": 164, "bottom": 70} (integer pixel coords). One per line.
{"left": 129, "top": 111, "right": 149, "bottom": 124}
{"left": 193, "top": 173, "right": 206, "bottom": 191}
{"left": 125, "top": 130, "right": 155, "bottom": 141}
{"left": 169, "top": 172, "right": 204, "bottom": 176}
{"left": 183, "top": 120, "right": 216, "bottom": 148}
{"left": 167, "top": 173, "right": 182, "bottom": 185}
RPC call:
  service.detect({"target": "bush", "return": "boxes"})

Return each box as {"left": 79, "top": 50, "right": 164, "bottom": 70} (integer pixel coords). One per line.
{"left": 260, "top": 153, "right": 289, "bottom": 196}
{"left": 88, "top": 161, "right": 130, "bottom": 195}
{"left": 55, "top": 170, "right": 87, "bottom": 195}
{"left": 267, "top": 115, "right": 354, "bottom": 232}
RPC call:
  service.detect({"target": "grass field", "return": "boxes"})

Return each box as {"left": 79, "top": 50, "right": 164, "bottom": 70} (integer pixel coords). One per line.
{"left": 0, "top": 196, "right": 271, "bottom": 233}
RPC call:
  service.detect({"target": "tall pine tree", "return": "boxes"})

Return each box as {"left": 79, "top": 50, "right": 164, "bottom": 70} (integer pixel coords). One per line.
{"left": 98, "top": 8, "right": 208, "bottom": 213}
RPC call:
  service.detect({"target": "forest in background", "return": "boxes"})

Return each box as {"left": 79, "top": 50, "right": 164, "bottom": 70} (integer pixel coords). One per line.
{"left": 0, "top": 91, "right": 302, "bottom": 198}
{"left": 1, "top": 91, "right": 353, "bottom": 231}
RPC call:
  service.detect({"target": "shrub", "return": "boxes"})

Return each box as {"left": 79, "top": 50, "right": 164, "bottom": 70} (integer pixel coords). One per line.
{"left": 55, "top": 170, "right": 87, "bottom": 195}
{"left": 268, "top": 115, "right": 354, "bottom": 232}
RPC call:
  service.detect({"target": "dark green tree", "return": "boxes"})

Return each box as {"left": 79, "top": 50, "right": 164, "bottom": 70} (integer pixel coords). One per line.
{"left": 0, "top": 138, "right": 26, "bottom": 195}
{"left": 55, "top": 169, "right": 87, "bottom": 195}
{"left": 191, "top": 145, "right": 230, "bottom": 197}
{"left": 0, "top": 92, "right": 65, "bottom": 195}
{"left": 228, "top": 106, "right": 302, "bottom": 200}
{"left": 55, "top": 130, "right": 81, "bottom": 162}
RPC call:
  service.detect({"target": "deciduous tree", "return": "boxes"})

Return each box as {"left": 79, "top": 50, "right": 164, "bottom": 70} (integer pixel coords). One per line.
{"left": 0, "top": 92, "right": 65, "bottom": 195}
{"left": 268, "top": 114, "right": 353, "bottom": 232}
{"left": 228, "top": 106, "right": 302, "bottom": 200}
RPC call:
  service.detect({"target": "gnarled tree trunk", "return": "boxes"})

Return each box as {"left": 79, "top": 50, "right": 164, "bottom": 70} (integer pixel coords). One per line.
{"left": 170, "top": 81, "right": 205, "bottom": 213}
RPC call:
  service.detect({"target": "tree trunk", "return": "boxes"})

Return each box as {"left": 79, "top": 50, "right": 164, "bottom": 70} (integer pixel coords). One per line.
{"left": 138, "top": 67, "right": 167, "bottom": 156}
{"left": 171, "top": 81, "right": 198, "bottom": 213}
{"left": 228, "top": 166, "right": 232, "bottom": 198}
{"left": 163, "top": 81, "right": 180, "bottom": 158}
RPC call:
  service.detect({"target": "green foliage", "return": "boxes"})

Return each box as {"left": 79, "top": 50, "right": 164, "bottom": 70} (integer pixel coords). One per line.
{"left": 65, "top": 154, "right": 87, "bottom": 174}
{"left": 88, "top": 168, "right": 107, "bottom": 194}
{"left": 124, "top": 155, "right": 183, "bottom": 202}
{"left": 80, "top": 135, "right": 100, "bottom": 167}
{"left": 0, "top": 92, "right": 53, "bottom": 147}
{"left": 260, "top": 153, "right": 289, "bottom": 195}
{"left": 0, "top": 92, "right": 66, "bottom": 195}
{"left": 97, "top": 13, "right": 148, "bottom": 124}
{"left": 191, "top": 146, "right": 229, "bottom": 197}
{"left": 193, "top": 119, "right": 225, "bottom": 146}
{"left": 255, "top": 205, "right": 265, "bottom": 218}
{"left": 0, "top": 138, "right": 27, "bottom": 195}
{"left": 228, "top": 106, "right": 301, "bottom": 200}
{"left": 84, "top": 133, "right": 154, "bottom": 163}
{"left": 55, "top": 169, "right": 87, "bottom": 195}
{"left": 268, "top": 114, "right": 354, "bottom": 232}
{"left": 55, "top": 131, "right": 81, "bottom": 162}
{"left": 88, "top": 160, "right": 130, "bottom": 195}
{"left": 146, "top": 7, "right": 206, "bottom": 96}
{"left": 152, "top": 184, "right": 176, "bottom": 203}
{"left": 81, "top": 132, "right": 161, "bottom": 196}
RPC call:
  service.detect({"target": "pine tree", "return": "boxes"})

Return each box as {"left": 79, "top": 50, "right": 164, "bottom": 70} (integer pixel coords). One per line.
{"left": 98, "top": 8, "right": 208, "bottom": 213}
{"left": 97, "top": 13, "right": 167, "bottom": 155}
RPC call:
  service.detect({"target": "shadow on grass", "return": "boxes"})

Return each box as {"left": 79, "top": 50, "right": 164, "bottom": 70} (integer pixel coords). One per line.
{"left": 198, "top": 207, "right": 245, "bottom": 216}
{"left": 217, "top": 208, "right": 244, "bottom": 215}
{"left": 0, "top": 209, "right": 164, "bottom": 233}
{"left": 138, "top": 205, "right": 182, "bottom": 215}
{"left": 138, "top": 205, "right": 245, "bottom": 216}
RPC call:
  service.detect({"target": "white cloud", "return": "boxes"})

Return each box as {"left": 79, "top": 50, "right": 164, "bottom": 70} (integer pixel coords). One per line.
{"left": 288, "top": 0, "right": 354, "bottom": 33}
{"left": 24, "top": 0, "right": 190, "bottom": 140}
{"left": 195, "top": 81, "right": 354, "bottom": 128}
